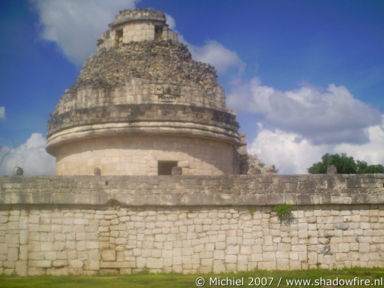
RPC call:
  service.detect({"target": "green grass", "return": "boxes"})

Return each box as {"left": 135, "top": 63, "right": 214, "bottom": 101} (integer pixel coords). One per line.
{"left": 0, "top": 268, "right": 383, "bottom": 288}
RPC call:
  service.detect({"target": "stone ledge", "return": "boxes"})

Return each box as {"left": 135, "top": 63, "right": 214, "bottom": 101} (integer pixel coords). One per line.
{"left": 0, "top": 175, "right": 383, "bottom": 207}
{"left": 48, "top": 104, "right": 239, "bottom": 136}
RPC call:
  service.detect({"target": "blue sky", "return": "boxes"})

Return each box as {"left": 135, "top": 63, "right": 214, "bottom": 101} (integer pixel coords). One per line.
{"left": 0, "top": 0, "right": 383, "bottom": 175}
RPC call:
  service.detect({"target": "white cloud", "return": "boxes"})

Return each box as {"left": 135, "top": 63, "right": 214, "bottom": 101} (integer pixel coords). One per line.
{"left": 0, "top": 133, "right": 55, "bottom": 176}
{"left": 334, "top": 115, "right": 384, "bottom": 164}
{"left": 249, "top": 127, "right": 328, "bottom": 174}
{"left": 228, "top": 78, "right": 381, "bottom": 144}
{"left": 189, "top": 41, "right": 244, "bottom": 74}
{"left": 33, "top": 1, "right": 243, "bottom": 74}
{"left": 249, "top": 117, "right": 384, "bottom": 174}
{"left": 0, "top": 106, "right": 4, "bottom": 118}
{"left": 32, "top": 0, "right": 138, "bottom": 66}
{"left": 165, "top": 13, "right": 176, "bottom": 30}
{"left": 163, "top": 14, "right": 244, "bottom": 75}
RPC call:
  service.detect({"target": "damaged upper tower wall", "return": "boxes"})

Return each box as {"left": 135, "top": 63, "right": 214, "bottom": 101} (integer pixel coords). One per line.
{"left": 47, "top": 9, "right": 243, "bottom": 176}
{"left": 98, "top": 9, "right": 178, "bottom": 48}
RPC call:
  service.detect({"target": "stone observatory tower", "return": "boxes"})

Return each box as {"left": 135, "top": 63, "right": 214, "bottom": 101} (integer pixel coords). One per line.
{"left": 47, "top": 9, "right": 245, "bottom": 176}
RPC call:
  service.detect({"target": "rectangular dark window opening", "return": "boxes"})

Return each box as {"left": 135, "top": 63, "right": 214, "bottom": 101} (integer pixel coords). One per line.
{"left": 116, "top": 29, "right": 123, "bottom": 38}
{"left": 155, "top": 25, "right": 163, "bottom": 40}
{"left": 158, "top": 161, "right": 177, "bottom": 175}
{"left": 115, "top": 29, "right": 123, "bottom": 45}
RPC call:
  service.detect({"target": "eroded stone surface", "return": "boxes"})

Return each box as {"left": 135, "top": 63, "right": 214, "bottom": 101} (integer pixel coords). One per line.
{"left": 0, "top": 203, "right": 383, "bottom": 275}
{"left": 46, "top": 9, "right": 243, "bottom": 176}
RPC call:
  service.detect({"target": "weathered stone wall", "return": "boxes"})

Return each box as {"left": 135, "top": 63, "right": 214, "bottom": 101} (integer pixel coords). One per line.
{"left": 53, "top": 135, "right": 239, "bottom": 176}
{"left": 48, "top": 104, "right": 238, "bottom": 137}
{"left": 0, "top": 175, "right": 383, "bottom": 275}
{"left": 122, "top": 23, "right": 155, "bottom": 43}
{"left": 46, "top": 40, "right": 239, "bottom": 176}
{"left": 98, "top": 9, "right": 178, "bottom": 49}
{"left": 47, "top": 10, "right": 241, "bottom": 177}
{"left": 54, "top": 41, "right": 224, "bottom": 116}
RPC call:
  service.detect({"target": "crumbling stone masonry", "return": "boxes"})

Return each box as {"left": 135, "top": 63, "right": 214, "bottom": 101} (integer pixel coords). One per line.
{"left": 0, "top": 174, "right": 383, "bottom": 275}
{"left": 47, "top": 9, "right": 250, "bottom": 176}
{"left": 2, "top": 9, "right": 382, "bottom": 276}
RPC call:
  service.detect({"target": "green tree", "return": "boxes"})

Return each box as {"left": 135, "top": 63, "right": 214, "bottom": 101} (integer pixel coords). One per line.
{"left": 308, "top": 153, "right": 384, "bottom": 174}
{"left": 356, "top": 160, "right": 384, "bottom": 174}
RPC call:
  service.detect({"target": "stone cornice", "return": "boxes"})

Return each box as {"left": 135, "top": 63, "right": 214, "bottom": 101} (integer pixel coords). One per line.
{"left": 1, "top": 175, "right": 383, "bottom": 207}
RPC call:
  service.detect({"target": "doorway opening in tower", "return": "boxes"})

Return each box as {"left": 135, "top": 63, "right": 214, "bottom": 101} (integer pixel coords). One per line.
{"left": 158, "top": 161, "right": 178, "bottom": 175}
{"left": 115, "top": 29, "right": 123, "bottom": 45}
{"left": 155, "top": 25, "right": 163, "bottom": 40}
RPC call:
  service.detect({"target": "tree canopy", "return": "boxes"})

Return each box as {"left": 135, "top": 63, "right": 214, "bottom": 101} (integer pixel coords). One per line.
{"left": 308, "top": 153, "right": 384, "bottom": 174}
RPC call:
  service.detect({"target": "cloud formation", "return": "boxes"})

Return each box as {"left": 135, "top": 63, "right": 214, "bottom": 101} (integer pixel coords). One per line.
{"left": 33, "top": 1, "right": 243, "bottom": 74}
{"left": 0, "top": 106, "right": 4, "bottom": 119}
{"left": 30, "top": 2, "right": 383, "bottom": 175}
{"left": 249, "top": 116, "right": 384, "bottom": 174}
{"left": 189, "top": 41, "right": 244, "bottom": 74}
{"left": 33, "top": 0, "right": 137, "bottom": 66}
{"left": 165, "top": 13, "right": 176, "bottom": 30}
{"left": 164, "top": 14, "right": 244, "bottom": 74}
{"left": 228, "top": 78, "right": 381, "bottom": 144}
{"left": 0, "top": 133, "right": 55, "bottom": 176}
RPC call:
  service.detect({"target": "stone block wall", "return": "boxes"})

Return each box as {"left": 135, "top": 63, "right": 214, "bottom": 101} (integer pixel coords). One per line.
{"left": 1, "top": 206, "right": 383, "bottom": 276}
{"left": 122, "top": 23, "right": 155, "bottom": 42}
{"left": 54, "top": 41, "right": 224, "bottom": 116}
{"left": 54, "top": 135, "right": 238, "bottom": 175}
{"left": 97, "top": 9, "right": 178, "bottom": 50}
{"left": 0, "top": 175, "right": 383, "bottom": 275}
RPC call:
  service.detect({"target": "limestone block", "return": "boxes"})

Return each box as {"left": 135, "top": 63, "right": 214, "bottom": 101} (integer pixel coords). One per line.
{"left": 0, "top": 243, "right": 7, "bottom": 254}
{"left": 276, "top": 251, "right": 289, "bottom": 260}
{"left": 45, "top": 252, "right": 57, "bottom": 260}
{"left": 33, "top": 260, "right": 52, "bottom": 268}
{"left": 15, "top": 261, "right": 27, "bottom": 276}
{"left": 101, "top": 250, "right": 116, "bottom": 261}
{"left": 359, "top": 243, "right": 370, "bottom": 253}
{"left": 200, "top": 251, "right": 213, "bottom": 259}
{"left": 41, "top": 242, "right": 53, "bottom": 251}
{"left": 213, "top": 260, "right": 225, "bottom": 273}
{"left": 146, "top": 257, "right": 163, "bottom": 269}
{"left": 262, "top": 252, "right": 276, "bottom": 262}
{"left": 7, "top": 248, "right": 18, "bottom": 261}
{"left": 224, "top": 254, "right": 237, "bottom": 263}
{"left": 69, "top": 260, "right": 83, "bottom": 268}
{"left": 263, "top": 236, "right": 273, "bottom": 245}
{"left": 74, "top": 218, "right": 88, "bottom": 225}
{"left": 182, "top": 248, "right": 193, "bottom": 256}
{"left": 27, "top": 267, "right": 45, "bottom": 276}
{"left": 67, "top": 251, "right": 78, "bottom": 260}
{"left": 226, "top": 245, "right": 240, "bottom": 255}
{"left": 336, "top": 253, "right": 348, "bottom": 261}
{"left": 5, "top": 233, "right": 18, "bottom": 246}
{"left": 135, "top": 257, "right": 145, "bottom": 268}
{"left": 53, "top": 260, "right": 67, "bottom": 267}
{"left": 292, "top": 244, "right": 306, "bottom": 252}
{"left": 237, "top": 254, "right": 248, "bottom": 268}
{"left": 19, "top": 231, "right": 28, "bottom": 245}
{"left": 53, "top": 241, "right": 65, "bottom": 251}
{"left": 0, "top": 216, "right": 8, "bottom": 224}
{"left": 240, "top": 246, "right": 251, "bottom": 255}
{"left": 86, "top": 241, "right": 99, "bottom": 249}
{"left": 76, "top": 241, "right": 87, "bottom": 251}
{"left": 76, "top": 233, "right": 86, "bottom": 241}
{"left": 258, "top": 261, "right": 276, "bottom": 270}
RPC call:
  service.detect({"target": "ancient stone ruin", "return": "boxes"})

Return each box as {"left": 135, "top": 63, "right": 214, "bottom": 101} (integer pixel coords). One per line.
{"left": 47, "top": 8, "right": 267, "bottom": 176}
{"left": 0, "top": 9, "right": 383, "bottom": 276}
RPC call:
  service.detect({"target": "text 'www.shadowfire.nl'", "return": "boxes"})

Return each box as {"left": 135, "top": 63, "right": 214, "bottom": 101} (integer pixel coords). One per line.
{"left": 194, "top": 276, "right": 384, "bottom": 287}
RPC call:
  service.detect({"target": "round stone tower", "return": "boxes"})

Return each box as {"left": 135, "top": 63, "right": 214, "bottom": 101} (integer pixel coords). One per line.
{"left": 47, "top": 9, "right": 243, "bottom": 176}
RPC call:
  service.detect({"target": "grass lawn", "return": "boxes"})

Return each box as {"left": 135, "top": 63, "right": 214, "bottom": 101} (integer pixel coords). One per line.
{"left": 0, "top": 268, "right": 383, "bottom": 288}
